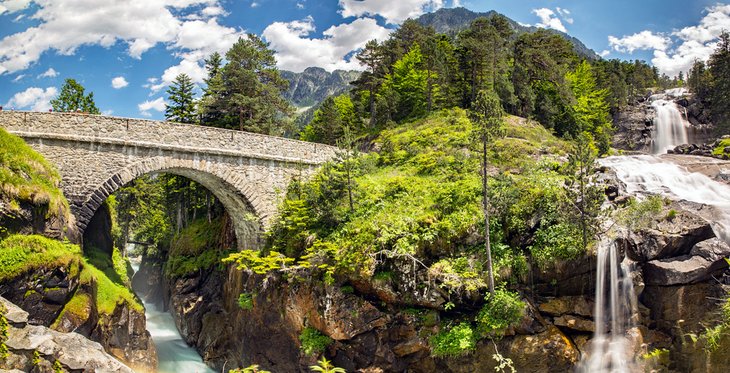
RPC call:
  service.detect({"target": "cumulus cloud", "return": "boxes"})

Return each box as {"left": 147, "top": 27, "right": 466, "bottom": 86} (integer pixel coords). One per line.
{"left": 37, "top": 67, "right": 58, "bottom": 78}
{"left": 263, "top": 16, "right": 391, "bottom": 72}
{"left": 150, "top": 58, "right": 208, "bottom": 92}
{"left": 0, "top": 0, "right": 31, "bottom": 15}
{"left": 112, "top": 76, "right": 129, "bottom": 89}
{"left": 0, "top": 0, "right": 235, "bottom": 75}
{"left": 5, "top": 86, "right": 57, "bottom": 111}
{"left": 608, "top": 31, "right": 671, "bottom": 53}
{"left": 138, "top": 97, "right": 166, "bottom": 116}
{"left": 607, "top": 4, "right": 730, "bottom": 77}
{"left": 339, "top": 0, "right": 444, "bottom": 24}
{"left": 532, "top": 8, "right": 567, "bottom": 33}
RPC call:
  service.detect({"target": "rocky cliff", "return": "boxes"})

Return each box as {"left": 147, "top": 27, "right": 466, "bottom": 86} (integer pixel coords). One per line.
{"left": 282, "top": 67, "right": 360, "bottom": 108}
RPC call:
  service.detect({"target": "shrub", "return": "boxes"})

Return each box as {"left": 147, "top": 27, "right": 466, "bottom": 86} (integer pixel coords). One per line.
{"left": 299, "top": 327, "right": 332, "bottom": 356}
{"left": 237, "top": 293, "right": 254, "bottom": 310}
{"left": 429, "top": 322, "right": 476, "bottom": 357}
{"left": 476, "top": 289, "right": 526, "bottom": 336}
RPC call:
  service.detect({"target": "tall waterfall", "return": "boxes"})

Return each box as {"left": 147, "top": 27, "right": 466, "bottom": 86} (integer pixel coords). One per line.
{"left": 577, "top": 237, "right": 638, "bottom": 373}
{"left": 651, "top": 89, "right": 690, "bottom": 154}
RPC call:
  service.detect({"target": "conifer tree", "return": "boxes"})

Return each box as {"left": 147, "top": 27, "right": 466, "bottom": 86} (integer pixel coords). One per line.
{"left": 165, "top": 73, "right": 197, "bottom": 123}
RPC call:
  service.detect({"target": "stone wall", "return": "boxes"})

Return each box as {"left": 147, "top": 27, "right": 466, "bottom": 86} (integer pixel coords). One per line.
{"left": 0, "top": 111, "right": 338, "bottom": 248}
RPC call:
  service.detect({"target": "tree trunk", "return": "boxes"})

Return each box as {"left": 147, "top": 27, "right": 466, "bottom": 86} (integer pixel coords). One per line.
{"left": 483, "top": 135, "right": 495, "bottom": 294}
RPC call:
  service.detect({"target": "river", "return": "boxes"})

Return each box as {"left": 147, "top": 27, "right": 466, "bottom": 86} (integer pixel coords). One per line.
{"left": 130, "top": 262, "right": 215, "bottom": 373}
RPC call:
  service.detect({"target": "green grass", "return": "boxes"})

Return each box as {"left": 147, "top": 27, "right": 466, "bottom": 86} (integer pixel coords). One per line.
{"left": 0, "top": 127, "right": 69, "bottom": 218}
{"left": 0, "top": 234, "right": 142, "bottom": 315}
{"left": 0, "top": 234, "right": 81, "bottom": 281}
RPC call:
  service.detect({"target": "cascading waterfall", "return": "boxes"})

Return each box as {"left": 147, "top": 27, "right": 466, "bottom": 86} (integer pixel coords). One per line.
{"left": 577, "top": 238, "right": 638, "bottom": 373}
{"left": 650, "top": 88, "right": 691, "bottom": 154}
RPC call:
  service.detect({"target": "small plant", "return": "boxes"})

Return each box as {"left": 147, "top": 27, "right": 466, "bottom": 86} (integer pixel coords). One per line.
{"left": 53, "top": 360, "right": 65, "bottom": 373}
{"left": 340, "top": 285, "right": 354, "bottom": 294}
{"left": 0, "top": 302, "right": 9, "bottom": 360}
{"left": 309, "top": 357, "right": 346, "bottom": 373}
{"left": 32, "top": 350, "right": 41, "bottom": 366}
{"left": 237, "top": 293, "right": 254, "bottom": 310}
{"left": 666, "top": 209, "right": 677, "bottom": 221}
{"left": 476, "top": 288, "right": 525, "bottom": 336}
{"left": 429, "top": 322, "right": 476, "bottom": 357}
{"left": 493, "top": 350, "right": 516, "bottom": 373}
{"left": 299, "top": 327, "right": 332, "bottom": 356}
{"left": 229, "top": 364, "right": 272, "bottom": 373}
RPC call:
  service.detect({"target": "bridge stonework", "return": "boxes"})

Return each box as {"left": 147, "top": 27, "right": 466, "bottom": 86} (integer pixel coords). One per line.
{"left": 0, "top": 111, "right": 338, "bottom": 249}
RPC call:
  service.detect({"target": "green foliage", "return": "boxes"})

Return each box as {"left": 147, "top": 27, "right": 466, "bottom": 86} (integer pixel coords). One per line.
{"left": 615, "top": 196, "right": 664, "bottom": 231}
{"left": 165, "top": 73, "right": 197, "bottom": 123}
{"left": 530, "top": 223, "right": 584, "bottom": 268}
{"left": 429, "top": 322, "right": 476, "bottom": 357}
{"left": 476, "top": 289, "right": 525, "bottom": 335}
{"left": 565, "top": 61, "right": 613, "bottom": 154}
{"left": 429, "top": 256, "right": 487, "bottom": 294}
{"left": 713, "top": 138, "right": 730, "bottom": 156}
{"left": 641, "top": 348, "right": 670, "bottom": 364}
{"left": 53, "top": 360, "right": 65, "bottom": 373}
{"left": 50, "top": 78, "right": 100, "bottom": 114}
{"left": 223, "top": 249, "right": 294, "bottom": 275}
{"left": 301, "top": 94, "right": 360, "bottom": 145}
{"left": 229, "top": 365, "right": 271, "bottom": 373}
{"left": 165, "top": 217, "right": 233, "bottom": 277}
{"left": 79, "top": 258, "right": 143, "bottom": 314}
{"left": 299, "top": 327, "right": 332, "bottom": 356}
{"left": 237, "top": 293, "right": 254, "bottom": 310}
{"left": 666, "top": 209, "right": 677, "bottom": 221}
{"left": 0, "top": 127, "right": 69, "bottom": 219}
{"left": 310, "top": 357, "right": 346, "bottom": 373}
{"left": 493, "top": 351, "right": 516, "bottom": 373}
{"left": 202, "top": 34, "right": 293, "bottom": 135}
{"left": 32, "top": 350, "right": 41, "bottom": 366}
{"left": 0, "top": 302, "right": 8, "bottom": 360}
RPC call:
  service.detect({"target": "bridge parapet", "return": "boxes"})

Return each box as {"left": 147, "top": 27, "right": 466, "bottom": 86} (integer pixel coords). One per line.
{"left": 0, "top": 111, "right": 338, "bottom": 165}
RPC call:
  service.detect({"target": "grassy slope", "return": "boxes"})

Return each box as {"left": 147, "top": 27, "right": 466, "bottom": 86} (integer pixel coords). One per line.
{"left": 0, "top": 128, "right": 69, "bottom": 218}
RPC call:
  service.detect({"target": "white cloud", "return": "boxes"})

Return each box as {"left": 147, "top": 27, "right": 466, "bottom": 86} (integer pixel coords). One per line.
{"left": 532, "top": 8, "right": 567, "bottom": 33}
{"left": 555, "top": 7, "right": 573, "bottom": 25}
{"left": 452, "top": 0, "right": 461, "bottom": 7}
{"left": 12, "top": 74, "right": 25, "bottom": 82}
{"left": 599, "top": 50, "right": 610, "bottom": 57}
{"left": 263, "top": 16, "right": 391, "bottom": 72}
{"left": 138, "top": 97, "right": 166, "bottom": 116}
{"left": 0, "top": 0, "right": 31, "bottom": 15}
{"left": 339, "top": 0, "right": 444, "bottom": 24}
{"left": 607, "top": 4, "right": 730, "bottom": 77}
{"left": 150, "top": 58, "right": 208, "bottom": 92}
{"left": 251, "top": 1, "right": 259, "bottom": 8}
{"left": 296, "top": 2, "right": 304, "bottom": 9}
{"left": 112, "top": 76, "right": 129, "bottom": 89}
{"left": 0, "top": 0, "right": 230, "bottom": 75}
{"left": 37, "top": 67, "right": 58, "bottom": 78}
{"left": 608, "top": 31, "right": 671, "bottom": 53}
{"left": 5, "top": 86, "right": 57, "bottom": 111}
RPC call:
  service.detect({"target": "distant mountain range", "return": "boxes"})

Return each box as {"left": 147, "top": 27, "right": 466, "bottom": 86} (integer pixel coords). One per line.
{"left": 415, "top": 7, "right": 600, "bottom": 59}
{"left": 281, "top": 67, "right": 360, "bottom": 108}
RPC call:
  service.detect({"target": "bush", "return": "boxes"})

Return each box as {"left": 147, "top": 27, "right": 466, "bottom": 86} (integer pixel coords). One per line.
{"left": 429, "top": 322, "right": 476, "bottom": 357}
{"left": 476, "top": 289, "right": 526, "bottom": 336}
{"left": 237, "top": 293, "right": 254, "bottom": 310}
{"left": 299, "top": 327, "right": 332, "bottom": 356}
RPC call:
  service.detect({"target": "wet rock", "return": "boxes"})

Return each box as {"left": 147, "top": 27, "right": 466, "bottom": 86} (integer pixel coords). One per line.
{"left": 643, "top": 238, "right": 730, "bottom": 285}
{"left": 641, "top": 282, "right": 728, "bottom": 335}
{"left": 553, "top": 315, "right": 594, "bottom": 332}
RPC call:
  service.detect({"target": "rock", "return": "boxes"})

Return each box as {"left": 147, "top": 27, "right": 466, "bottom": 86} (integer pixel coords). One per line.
{"left": 643, "top": 238, "right": 730, "bottom": 285}
{"left": 538, "top": 296, "right": 594, "bottom": 318}
{"left": 622, "top": 208, "right": 715, "bottom": 262}
{"left": 553, "top": 315, "right": 594, "bottom": 332}
{"left": 641, "top": 282, "right": 728, "bottom": 334}
{"left": 1, "top": 296, "right": 134, "bottom": 373}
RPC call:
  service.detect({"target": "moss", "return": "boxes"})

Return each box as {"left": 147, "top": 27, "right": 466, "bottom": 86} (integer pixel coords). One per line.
{"left": 79, "top": 260, "right": 143, "bottom": 314}
{"left": 165, "top": 217, "right": 234, "bottom": 278}
{"left": 0, "top": 127, "right": 69, "bottom": 218}
{"left": 0, "top": 234, "right": 81, "bottom": 281}
{"left": 712, "top": 138, "right": 730, "bottom": 156}
{"left": 429, "top": 322, "right": 476, "bottom": 357}
{"left": 52, "top": 292, "right": 92, "bottom": 328}
{"left": 299, "top": 327, "right": 332, "bottom": 356}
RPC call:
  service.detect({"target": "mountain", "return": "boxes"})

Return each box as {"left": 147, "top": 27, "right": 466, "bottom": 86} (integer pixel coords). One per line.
{"left": 415, "top": 7, "right": 601, "bottom": 60}
{"left": 281, "top": 67, "right": 361, "bottom": 108}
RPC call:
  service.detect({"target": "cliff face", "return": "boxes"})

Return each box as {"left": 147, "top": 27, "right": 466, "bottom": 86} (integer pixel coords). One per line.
{"left": 281, "top": 67, "right": 360, "bottom": 108}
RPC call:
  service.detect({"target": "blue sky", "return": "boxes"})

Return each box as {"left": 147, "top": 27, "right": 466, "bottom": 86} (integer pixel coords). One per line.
{"left": 0, "top": 0, "right": 728, "bottom": 120}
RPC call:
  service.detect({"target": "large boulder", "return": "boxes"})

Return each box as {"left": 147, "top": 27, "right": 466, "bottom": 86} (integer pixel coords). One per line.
{"left": 641, "top": 282, "right": 728, "bottom": 334}
{"left": 643, "top": 238, "right": 730, "bottom": 285}
{"left": 1, "top": 296, "right": 134, "bottom": 373}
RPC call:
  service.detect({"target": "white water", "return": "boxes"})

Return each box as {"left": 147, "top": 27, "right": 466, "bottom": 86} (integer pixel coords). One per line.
{"left": 130, "top": 263, "right": 215, "bottom": 373}
{"left": 651, "top": 89, "right": 690, "bottom": 154}
{"left": 578, "top": 239, "right": 638, "bottom": 373}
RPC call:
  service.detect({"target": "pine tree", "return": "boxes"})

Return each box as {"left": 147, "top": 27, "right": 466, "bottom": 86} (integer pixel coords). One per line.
{"left": 50, "top": 79, "right": 100, "bottom": 114}
{"left": 709, "top": 31, "right": 730, "bottom": 134}
{"left": 199, "top": 52, "right": 226, "bottom": 127}
{"left": 469, "top": 90, "right": 505, "bottom": 295}
{"left": 165, "top": 73, "right": 197, "bottom": 123}
{"left": 354, "top": 40, "right": 388, "bottom": 127}
{"left": 218, "top": 34, "right": 292, "bottom": 134}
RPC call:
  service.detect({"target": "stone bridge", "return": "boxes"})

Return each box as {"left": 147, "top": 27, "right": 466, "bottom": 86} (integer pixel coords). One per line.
{"left": 0, "top": 111, "right": 338, "bottom": 248}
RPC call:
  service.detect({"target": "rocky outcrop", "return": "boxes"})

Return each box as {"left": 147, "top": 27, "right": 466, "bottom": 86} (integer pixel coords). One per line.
{"left": 643, "top": 238, "right": 730, "bottom": 285}
{"left": 612, "top": 97, "right": 655, "bottom": 152}
{"left": 0, "top": 196, "right": 78, "bottom": 242}
{"left": 0, "top": 261, "right": 157, "bottom": 371}
{"left": 0, "top": 296, "right": 134, "bottom": 373}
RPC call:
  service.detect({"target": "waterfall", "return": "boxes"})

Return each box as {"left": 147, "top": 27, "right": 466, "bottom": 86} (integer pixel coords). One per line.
{"left": 576, "top": 238, "right": 638, "bottom": 373}
{"left": 651, "top": 91, "right": 690, "bottom": 154}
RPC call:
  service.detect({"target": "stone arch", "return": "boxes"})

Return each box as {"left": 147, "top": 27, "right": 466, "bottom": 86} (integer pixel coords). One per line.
{"left": 75, "top": 157, "right": 268, "bottom": 250}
